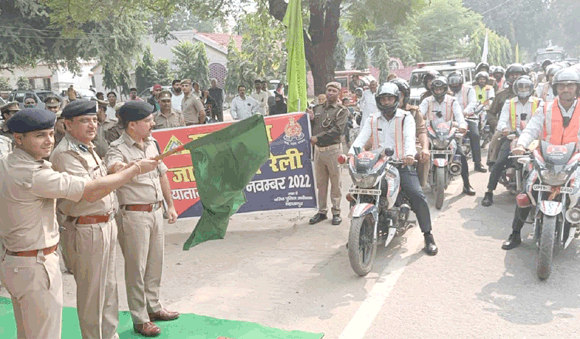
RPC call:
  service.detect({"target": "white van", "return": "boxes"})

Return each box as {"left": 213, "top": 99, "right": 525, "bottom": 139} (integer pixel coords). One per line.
{"left": 409, "top": 60, "right": 476, "bottom": 106}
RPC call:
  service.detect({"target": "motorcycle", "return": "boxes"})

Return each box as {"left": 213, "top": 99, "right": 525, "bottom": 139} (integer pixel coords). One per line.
{"left": 500, "top": 120, "right": 530, "bottom": 194}
{"left": 515, "top": 141, "right": 580, "bottom": 280}
{"left": 473, "top": 103, "right": 492, "bottom": 149}
{"left": 341, "top": 147, "right": 414, "bottom": 276}
{"left": 428, "top": 121, "right": 464, "bottom": 209}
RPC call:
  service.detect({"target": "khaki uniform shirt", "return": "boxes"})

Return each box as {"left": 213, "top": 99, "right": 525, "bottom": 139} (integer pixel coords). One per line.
{"left": 105, "top": 122, "right": 124, "bottom": 144}
{"left": 0, "top": 122, "right": 14, "bottom": 143}
{"left": 0, "top": 148, "right": 86, "bottom": 252}
{"left": 311, "top": 101, "right": 349, "bottom": 147}
{"left": 181, "top": 93, "right": 204, "bottom": 124}
{"left": 93, "top": 125, "right": 109, "bottom": 158}
{"left": 50, "top": 134, "right": 117, "bottom": 217}
{"left": 104, "top": 132, "right": 168, "bottom": 205}
{"left": 153, "top": 109, "right": 185, "bottom": 130}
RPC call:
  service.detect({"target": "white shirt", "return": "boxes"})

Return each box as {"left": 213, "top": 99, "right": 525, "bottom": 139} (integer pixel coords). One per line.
{"left": 497, "top": 98, "right": 540, "bottom": 132}
{"left": 452, "top": 85, "right": 477, "bottom": 114}
{"left": 535, "top": 82, "right": 555, "bottom": 102}
{"left": 419, "top": 95, "right": 467, "bottom": 129}
{"left": 171, "top": 92, "right": 184, "bottom": 111}
{"left": 517, "top": 100, "right": 579, "bottom": 148}
{"left": 251, "top": 90, "right": 270, "bottom": 116}
{"left": 231, "top": 95, "right": 259, "bottom": 120}
{"left": 348, "top": 109, "right": 417, "bottom": 159}
{"left": 359, "top": 89, "right": 378, "bottom": 127}
{"left": 105, "top": 106, "right": 117, "bottom": 120}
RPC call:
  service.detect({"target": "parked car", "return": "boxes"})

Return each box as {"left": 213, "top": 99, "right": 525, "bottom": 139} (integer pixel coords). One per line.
{"left": 8, "top": 90, "right": 46, "bottom": 109}
{"left": 139, "top": 86, "right": 171, "bottom": 99}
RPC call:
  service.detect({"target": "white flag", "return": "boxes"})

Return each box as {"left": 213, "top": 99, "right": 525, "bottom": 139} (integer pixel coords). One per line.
{"left": 481, "top": 31, "right": 489, "bottom": 64}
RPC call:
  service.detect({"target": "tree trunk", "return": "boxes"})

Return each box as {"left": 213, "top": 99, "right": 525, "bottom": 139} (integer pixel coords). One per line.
{"left": 269, "top": 0, "right": 341, "bottom": 97}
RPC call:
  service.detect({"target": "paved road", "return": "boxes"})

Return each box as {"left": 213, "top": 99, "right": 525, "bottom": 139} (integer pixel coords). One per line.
{"left": 4, "top": 150, "right": 580, "bottom": 338}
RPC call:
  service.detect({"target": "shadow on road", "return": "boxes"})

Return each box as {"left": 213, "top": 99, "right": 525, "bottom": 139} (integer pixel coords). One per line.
{"left": 477, "top": 238, "right": 580, "bottom": 325}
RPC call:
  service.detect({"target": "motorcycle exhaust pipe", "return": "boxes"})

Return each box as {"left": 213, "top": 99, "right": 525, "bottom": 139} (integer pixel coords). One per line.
{"left": 449, "top": 162, "right": 462, "bottom": 176}
{"left": 566, "top": 207, "right": 580, "bottom": 224}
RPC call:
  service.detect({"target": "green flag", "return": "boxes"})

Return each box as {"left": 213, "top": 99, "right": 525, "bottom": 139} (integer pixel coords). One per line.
{"left": 284, "top": 0, "right": 308, "bottom": 113}
{"left": 182, "top": 115, "right": 270, "bottom": 250}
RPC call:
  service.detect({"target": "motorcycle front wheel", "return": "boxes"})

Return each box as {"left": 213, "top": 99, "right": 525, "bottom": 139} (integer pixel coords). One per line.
{"left": 348, "top": 214, "right": 377, "bottom": 276}
{"left": 434, "top": 167, "right": 446, "bottom": 210}
{"left": 537, "top": 214, "right": 556, "bottom": 280}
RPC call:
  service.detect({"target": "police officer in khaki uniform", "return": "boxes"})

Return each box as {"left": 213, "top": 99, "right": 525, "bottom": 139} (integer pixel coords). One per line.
{"left": 153, "top": 90, "right": 185, "bottom": 130}
{"left": 308, "top": 82, "right": 349, "bottom": 226}
{"left": 1, "top": 101, "right": 20, "bottom": 142}
{"left": 93, "top": 99, "right": 112, "bottom": 158}
{"left": 50, "top": 100, "right": 122, "bottom": 339}
{"left": 181, "top": 79, "right": 205, "bottom": 125}
{"left": 44, "top": 96, "right": 66, "bottom": 147}
{"left": 0, "top": 108, "right": 159, "bottom": 339}
{"left": 105, "top": 101, "right": 179, "bottom": 337}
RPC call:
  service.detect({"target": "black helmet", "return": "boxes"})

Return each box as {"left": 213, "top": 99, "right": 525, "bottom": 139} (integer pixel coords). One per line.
{"left": 447, "top": 72, "right": 464, "bottom": 93}
{"left": 422, "top": 69, "right": 440, "bottom": 90}
{"left": 389, "top": 78, "right": 410, "bottom": 108}
{"left": 512, "top": 76, "right": 534, "bottom": 100}
{"left": 375, "top": 82, "right": 400, "bottom": 117}
{"left": 545, "top": 64, "right": 563, "bottom": 81}
{"left": 505, "top": 63, "right": 527, "bottom": 86}
{"left": 431, "top": 76, "right": 449, "bottom": 100}
{"left": 494, "top": 66, "right": 505, "bottom": 75}
{"left": 541, "top": 59, "right": 553, "bottom": 72}
{"left": 476, "top": 62, "right": 490, "bottom": 74}
{"left": 551, "top": 68, "right": 580, "bottom": 96}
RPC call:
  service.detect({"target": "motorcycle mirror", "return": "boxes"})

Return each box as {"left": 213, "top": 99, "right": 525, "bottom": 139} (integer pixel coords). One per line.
{"left": 384, "top": 148, "right": 395, "bottom": 157}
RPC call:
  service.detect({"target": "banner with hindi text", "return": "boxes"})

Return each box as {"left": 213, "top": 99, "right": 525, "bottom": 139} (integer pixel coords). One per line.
{"left": 151, "top": 113, "right": 317, "bottom": 219}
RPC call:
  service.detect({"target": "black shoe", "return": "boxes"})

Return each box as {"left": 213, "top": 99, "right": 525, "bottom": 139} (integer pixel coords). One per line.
{"left": 424, "top": 234, "right": 438, "bottom": 256}
{"left": 502, "top": 232, "right": 521, "bottom": 250}
{"left": 309, "top": 213, "right": 327, "bottom": 224}
{"left": 475, "top": 164, "right": 487, "bottom": 173}
{"left": 463, "top": 185, "right": 476, "bottom": 196}
{"left": 331, "top": 215, "right": 342, "bottom": 225}
{"left": 482, "top": 192, "right": 494, "bottom": 207}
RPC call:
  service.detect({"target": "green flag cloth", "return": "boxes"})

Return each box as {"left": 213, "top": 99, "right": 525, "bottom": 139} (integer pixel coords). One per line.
{"left": 182, "top": 115, "right": 270, "bottom": 250}
{"left": 283, "top": 0, "right": 308, "bottom": 113}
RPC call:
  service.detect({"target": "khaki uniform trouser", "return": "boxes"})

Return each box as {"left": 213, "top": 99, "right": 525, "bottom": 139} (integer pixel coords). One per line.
{"left": 314, "top": 144, "right": 342, "bottom": 215}
{"left": 57, "top": 212, "right": 74, "bottom": 273}
{"left": 416, "top": 159, "right": 430, "bottom": 187}
{"left": 0, "top": 250, "right": 62, "bottom": 339}
{"left": 487, "top": 131, "right": 503, "bottom": 164}
{"left": 65, "top": 218, "right": 119, "bottom": 339}
{"left": 117, "top": 208, "right": 165, "bottom": 324}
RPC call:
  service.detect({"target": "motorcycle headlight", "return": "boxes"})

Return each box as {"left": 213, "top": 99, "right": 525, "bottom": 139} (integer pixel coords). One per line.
{"left": 351, "top": 171, "right": 381, "bottom": 188}
{"left": 433, "top": 138, "right": 449, "bottom": 149}
{"left": 540, "top": 168, "right": 570, "bottom": 186}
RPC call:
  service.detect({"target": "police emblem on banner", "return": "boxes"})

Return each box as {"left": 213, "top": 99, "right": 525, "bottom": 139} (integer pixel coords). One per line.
{"left": 283, "top": 117, "right": 305, "bottom": 145}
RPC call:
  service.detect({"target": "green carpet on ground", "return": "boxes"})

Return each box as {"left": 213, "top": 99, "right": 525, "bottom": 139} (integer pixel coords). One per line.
{"left": 0, "top": 297, "right": 324, "bottom": 339}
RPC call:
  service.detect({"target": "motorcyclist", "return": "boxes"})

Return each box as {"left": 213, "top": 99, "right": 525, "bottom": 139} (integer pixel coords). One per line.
{"left": 492, "top": 66, "right": 506, "bottom": 89}
{"left": 390, "top": 78, "right": 431, "bottom": 187}
{"left": 482, "top": 75, "right": 542, "bottom": 206}
{"left": 487, "top": 63, "right": 527, "bottom": 136}
{"left": 349, "top": 83, "right": 438, "bottom": 255}
{"left": 474, "top": 62, "right": 499, "bottom": 92}
{"left": 535, "top": 64, "right": 562, "bottom": 102}
{"left": 502, "top": 68, "right": 580, "bottom": 249}
{"left": 448, "top": 72, "right": 487, "bottom": 173}
{"left": 419, "top": 69, "right": 440, "bottom": 104}
{"left": 419, "top": 76, "right": 476, "bottom": 195}
{"left": 473, "top": 71, "right": 495, "bottom": 107}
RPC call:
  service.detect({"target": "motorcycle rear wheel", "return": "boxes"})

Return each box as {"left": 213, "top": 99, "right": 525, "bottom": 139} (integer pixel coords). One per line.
{"left": 434, "top": 167, "right": 446, "bottom": 210}
{"left": 348, "top": 215, "right": 377, "bottom": 276}
{"left": 537, "top": 214, "right": 556, "bottom": 280}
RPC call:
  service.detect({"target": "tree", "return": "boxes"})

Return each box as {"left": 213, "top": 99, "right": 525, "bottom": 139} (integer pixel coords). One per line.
{"left": 373, "top": 43, "right": 390, "bottom": 83}
{"left": 135, "top": 47, "right": 158, "bottom": 92}
{"left": 224, "top": 39, "right": 243, "bottom": 95}
{"left": 155, "top": 59, "right": 173, "bottom": 86}
{"left": 465, "top": 24, "right": 513, "bottom": 66}
{"left": 172, "top": 41, "right": 198, "bottom": 80}
{"left": 149, "top": 8, "right": 219, "bottom": 43}
{"left": 0, "top": 77, "right": 11, "bottom": 91}
{"left": 352, "top": 36, "right": 369, "bottom": 70}
{"left": 16, "top": 77, "right": 29, "bottom": 90}
{"left": 333, "top": 32, "right": 347, "bottom": 71}
{"left": 267, "top": 0, "right": 424, "bottom": 95}
{"left": 192, "top": 42, "right": 211, "bottom": 89}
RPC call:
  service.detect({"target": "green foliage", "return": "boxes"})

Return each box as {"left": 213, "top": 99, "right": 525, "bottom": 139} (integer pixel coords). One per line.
{"left": 192, "top": 42, "right": 211, "bottom": 89}
{"left": 149, "top": 7, "right": 219, "bottom": 43}
{"left": 465, "top": 24, "right": 513, "bottom": 66}
{"left": 135, "top": 47, "right": 158, "bottom": 92}
{"left": 352, "top": 36, "right": 369, "bottom": 70}
{"left": 155, "top": 59, "right": 173, "bottom": 86}
{"left": 367, "top": 19, "right": 421, "bottom": 65}
{"left": 0, "top": 77, "right": 11, "bottom": 91}
{"left": 16, "top": 77, "right": 29, "bottom": 90}
{"left": 333, "top": 33, "right": 347, "bottom": 71}
{"left": 224, "top": 39, "right": 242, "bottom": 95}
{"left": 172, "top": 41, "right": 198, "bottom": 80}
{"left": 103, "top": 62, "right": 131, "bottom": 95}
{"left": 373, "top": 44, "right": 390, "bottom": 83}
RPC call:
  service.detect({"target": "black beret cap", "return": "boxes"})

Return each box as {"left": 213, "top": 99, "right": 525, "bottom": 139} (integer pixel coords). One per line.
{"left": 7, "top": 108, "right": 56, "bottom": 133}
{"left": 61, "top": 100, "right": 97, "bottom": 118}
{"left": 118, "top": 101, "right": 154, "bottom": 122}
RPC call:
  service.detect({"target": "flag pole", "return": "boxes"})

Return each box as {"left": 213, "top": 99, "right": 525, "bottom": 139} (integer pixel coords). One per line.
{"left": 153, "top": 144, "right": 186, "bottom": 161}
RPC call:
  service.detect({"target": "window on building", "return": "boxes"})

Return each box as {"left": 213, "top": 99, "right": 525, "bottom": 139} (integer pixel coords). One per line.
{"left": 43, "top": 78, "right": 51, "bottom": 90}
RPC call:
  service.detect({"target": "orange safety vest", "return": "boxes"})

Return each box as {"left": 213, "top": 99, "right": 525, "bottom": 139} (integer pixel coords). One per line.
{"left": 427, "top": 95, "right": 453, "bottom": 122}
{"left": 509, "top": 97, "right": 539, "bottom": 131}
{"left": 369, "top": 114, "right": 406, "bottom": 160}
{"left": 542, "top": 98, "right": 580, "bottom": 145}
